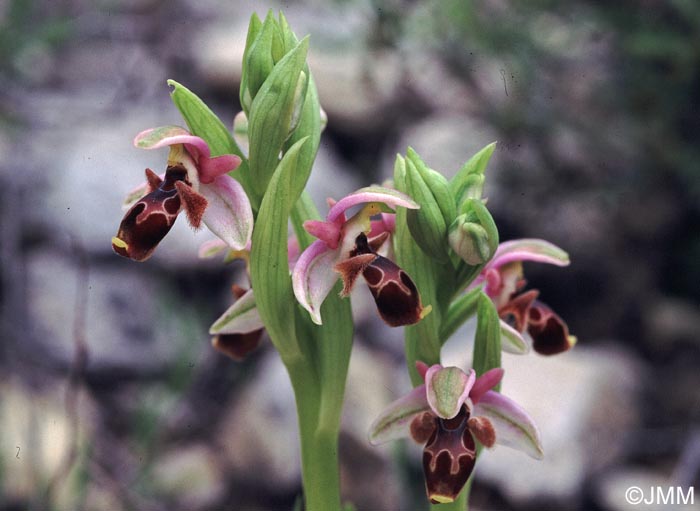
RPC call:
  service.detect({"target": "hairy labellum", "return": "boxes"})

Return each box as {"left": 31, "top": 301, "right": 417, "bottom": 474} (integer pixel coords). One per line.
{"left": 528, "top": 301, "right": 576, "bottom": 355}
{"left": 335, "top": 233, "right": 427, "bottom": 326}
{"left": 112, "top": 165, "right": 187, "bottom": 261}
{"left": 422, "top": 405, "right": 476, "bottom": 504}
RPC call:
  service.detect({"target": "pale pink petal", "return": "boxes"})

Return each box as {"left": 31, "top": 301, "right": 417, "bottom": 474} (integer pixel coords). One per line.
{"left": 326, "top": 186, "right": 419, "bottom": 223}
{"left": 197, "top": 154, "right": 242, "bottom": 184}
{"left": 200, "top": 175, "right": 254, "bottom": 251}
{"left": 134, "top": 126, "right": 209, "bottom": 156}
{"left": 469, "top": 368, "right": 504, "bottom": 404}
{"left": 368, "top": 385, "right": 430, "bottom": 445}
{"left": 134, "top": 126, "right": 241, "bottom": 184}
{"left": 473, "top": 390, "right": 544, "bottom": 459}
{"left": 425, "top": 365, "right": 476, "bottom": 419}
{"left": 209, "top": 289, "right": 264, "bottom": 335}
{"left": 292, "top": 240, "right": 341, "bottom": 325}
{"left": 287, "top": 237, "right": 300, "bottom": 271}
{"left": 303, "top": 219, "right": 342, "bottom": 249}
{"left": 415, "top": 361, "right": 430, "bottom": 380}
{"left": 486, "top": 239, "right": 570, "bottom": 271}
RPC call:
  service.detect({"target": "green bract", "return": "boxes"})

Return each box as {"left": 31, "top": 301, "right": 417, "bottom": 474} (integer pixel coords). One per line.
{"left": 247, "top": 37, "right": 309, "bottom": 200}
{"left": 402, "top": 148, "right": 456, "bottom": 263}
{"left": 451, "top": 141, "right": 496, "bottom": 203}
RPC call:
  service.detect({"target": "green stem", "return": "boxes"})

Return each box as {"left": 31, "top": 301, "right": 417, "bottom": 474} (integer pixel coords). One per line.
{"left": 288, "top": 360, "right": 342, "bottom": 511}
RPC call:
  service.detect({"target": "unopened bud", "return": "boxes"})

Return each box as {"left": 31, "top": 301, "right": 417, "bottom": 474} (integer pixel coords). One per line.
{"left": 448, "top": 214, "right": 491, "bottom": 265}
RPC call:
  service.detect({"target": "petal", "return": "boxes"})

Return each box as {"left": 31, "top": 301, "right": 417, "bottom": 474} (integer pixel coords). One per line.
{"left": 326, "top": 186, "right": 419, "bottom": 223}
{"left": 209, "top": 288, "right": 264, "bottom": 334}
{"left": 134, "top": 126, "right": 241, "bottom": 185}
{"left": 134, "top": 126, "right": 197, "bottom": 151}
{"left": 500, "top": 319, "right": 531, "bottom": 355}
{"left": 467, "top": 416, "right": 496, "bottom": 448}
{"left": 469, "top": 368, "right": 504, "bottom": 404}
{"left": 487, "top": 239, "right": 570, "bottom": 271}
{"left": 368, "top": 385, "right": 430, "bottom": 445}
{"left": 303, "top": 219, "right": 342, "bottom": 248}
{"left": 292, "top": 240, "right": 341, "bottom": 325}
{"left": 416, "top": 360, "right": 430, "bottom": 381}
{"left": 200, "top": 175, "right": 254, "bottom": 251}
{"left": 197, "top": 154, "right": 242, "bottom": 184}
{"left": 473, "top": 390, "right": 544, "bottom": 459}
{"left": 426, "top": 366, "right": 475, "bottom": 419}
{"left": 499, "top": 288, "right": 538, "bottom": 332}
{"left": 334, "top": 253, "right": 377, "bottom": 296}
{"left": 175, "top": 181, "right": 208, "bottom": 229}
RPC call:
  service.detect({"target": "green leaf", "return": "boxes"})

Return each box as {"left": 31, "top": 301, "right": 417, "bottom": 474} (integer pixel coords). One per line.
{"left": 250, "top": 137, "right": 308, "bottom": 362}
{"left": 439, "top": 286, "right": 482, "bottom": 343}
{"left": 473, "top": 293, "right": 501, "bottom": 379}
{"left": 247, "top": 37, "right": 309, "bottom": 199}
{"left": 245, "top": 10, "right": 277, "bottom": 100}
{"left": 239, "top": 12, "right": 263, "bottom": 114}
{"left": 450, "top": 142, "right": 496, "bottom": 203}
{"left": 285, "top": 73, "right": 321, "bottom": 201}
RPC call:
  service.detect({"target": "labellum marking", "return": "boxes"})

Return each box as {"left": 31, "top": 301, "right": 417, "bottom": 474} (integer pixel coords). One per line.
{"left": 112, "top": 165, "right": 188, "bottom": 261}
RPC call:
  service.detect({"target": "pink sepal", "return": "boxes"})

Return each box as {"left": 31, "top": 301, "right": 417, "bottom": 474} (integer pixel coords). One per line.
{"left": 134, "top": 126, "right": 242, "bottom": 184}
{"left": 470, "top": 368, "right": 504, "bottom": 404}
{"left": 200, "top": 175, "right": 253, "bottom": 251}
{"left": 292, "top": 240, "right": 341, "bottom": 325}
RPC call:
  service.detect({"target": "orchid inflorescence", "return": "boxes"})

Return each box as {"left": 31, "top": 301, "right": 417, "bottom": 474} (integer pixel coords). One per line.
{"left": 111, "top": 10, "right": 575, "bottom": 511}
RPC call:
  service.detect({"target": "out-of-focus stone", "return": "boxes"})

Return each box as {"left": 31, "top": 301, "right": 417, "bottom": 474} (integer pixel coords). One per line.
{"left": 151, "top": 444, "right": 225, "bottom": 508}
{"left": 25, "top": 250, "right": 193, "bottom": 374}
{"left": 216, "top": 350, "right": 301, "bottom": 490}
{"left": 0, "top": 378, "right": 93, "bottom": 508}
{"left": 474, "top": 345, "right": 642, "bottom": 504}
{"left": 340, "top": 341, "right": 403, "bottom": 510}
{"left": 391, "top": 113, "right": 499, "bottom": 181}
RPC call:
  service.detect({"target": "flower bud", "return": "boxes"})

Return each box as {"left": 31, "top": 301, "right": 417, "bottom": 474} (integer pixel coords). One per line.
{"left": 449, "top": 198, "right": 498, "bottom": 265}
{"left": 401, "top": 149, "right": 456, "bottom": 263}
{"left": 448, "top": 214, "right": 490, "bottom": 265}
{"left": 450, "top": 142, "right": 496, "bottom": 204}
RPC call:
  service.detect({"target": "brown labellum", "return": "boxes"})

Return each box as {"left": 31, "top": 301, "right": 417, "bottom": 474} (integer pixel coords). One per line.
{"left": 528, "top": 301, "right": 575, "bottom": 355}
{"left": 422, "top": 405, "right": 476, "bottom": 504}
{"left": 335, "top": 233, "right": 427, "bottom": 327}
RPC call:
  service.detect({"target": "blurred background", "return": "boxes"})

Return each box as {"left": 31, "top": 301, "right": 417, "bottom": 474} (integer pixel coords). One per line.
{"left": 1, "top": 0, "right": 699, "bottom": 510}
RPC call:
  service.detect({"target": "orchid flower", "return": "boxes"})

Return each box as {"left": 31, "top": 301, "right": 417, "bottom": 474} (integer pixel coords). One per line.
{"left": 112, "top": 126, "right": 253, "bottom": 261}
{"left": 474, "top": 239, "right": 576, "bottom": 355}
{"left": 369, "top": 362, "right": 543, "bottom": 504}
{"left": 292, "top": 187, "right": 430, "bottom": 326}
{"left": 197, "top": 239, "right": 265, "bottom": 361}
{"left": 200, "top": 233, "right": 304, "bottom": 361}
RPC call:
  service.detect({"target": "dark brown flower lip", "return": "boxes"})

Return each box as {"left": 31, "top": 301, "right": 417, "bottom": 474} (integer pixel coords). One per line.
{"left": 422, "top": 405, "right": 476, "bottom": 504}
{"left": 336, "top": 233, "right": 429, "bottom": 326}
